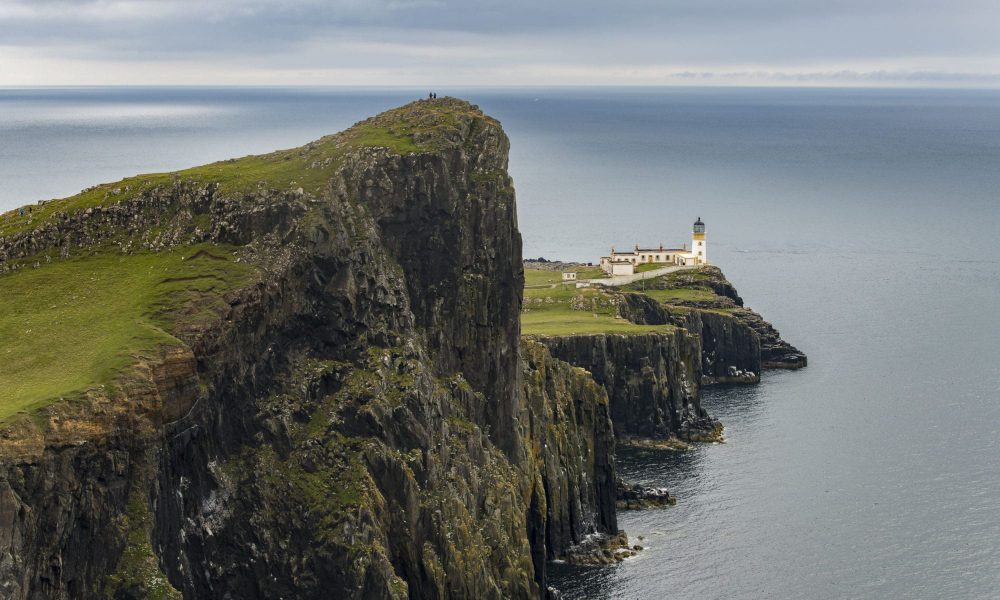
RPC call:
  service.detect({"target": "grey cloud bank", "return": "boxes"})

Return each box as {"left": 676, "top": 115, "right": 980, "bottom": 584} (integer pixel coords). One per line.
{"left": 0, "top": 0, "right": 998, "bottom": 86}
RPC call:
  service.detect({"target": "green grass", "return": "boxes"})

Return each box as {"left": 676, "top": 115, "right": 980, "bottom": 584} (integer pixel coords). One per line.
{"left": 634, "top": 262, "right": 667, "bottom": 273}
{"left": 104, "top": 488, "right": 182, "bottom": 599}
{"left": 0, "top": 98, "right": 486, "bottom": 240}
{"left": 636, "top": 288, "right": 717, "bottom": 303}
{"left": 521, "top": 309, "right": 675, "bottom": 336}
{"left": 522, "top": 273, "right": 674, "bottom": 336}
{"left": 524, "top": 269, "right": 562, "bottom": 289}
{"left": 524, "top": 267, "right": 606, "bottom": 289}
{"left": 0, "top": 245, "right": 254, "bottom": 421}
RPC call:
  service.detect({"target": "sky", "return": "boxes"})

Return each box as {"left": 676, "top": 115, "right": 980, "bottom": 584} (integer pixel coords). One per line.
{"left": 0, "top": 0, "right": 999, "bottom": 87}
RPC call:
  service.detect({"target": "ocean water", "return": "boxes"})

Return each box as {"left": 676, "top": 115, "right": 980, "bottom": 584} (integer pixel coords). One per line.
{"left": 3, "top": 87, "right": 1000, "bottom": 598}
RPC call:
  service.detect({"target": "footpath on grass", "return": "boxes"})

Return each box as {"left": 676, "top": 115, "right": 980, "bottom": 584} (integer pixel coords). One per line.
{"left": 584, "top": 265, "right": 696, "bottom": 287}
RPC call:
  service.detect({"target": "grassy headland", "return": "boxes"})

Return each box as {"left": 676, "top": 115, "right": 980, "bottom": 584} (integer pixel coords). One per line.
{"left": 0, "top": 98, "right": 487, "bottom": 240}
{"left": 521, "top": 268, "right": 675, "bottom": 336}
{"left": 0, "top": 98, "right": 487, "bottom": 422}
{"left": 520, "top": 265, "right": 738, "bottom": 337}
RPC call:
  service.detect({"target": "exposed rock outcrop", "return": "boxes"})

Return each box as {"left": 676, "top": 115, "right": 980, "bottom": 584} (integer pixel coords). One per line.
{"left": 615, "top": 264, "right": 806, "bottom": 382}
{"left": 615, "top": 478, "right": 675, "bottom": 510}
{"left": 728, "top": 308, "right": 807, "bottom": 369}
{"left": 560, "top": 532, "right": 638, "bottom": 566}
{"left": 533, "top": 333, "right": 720, "bottom": 444}
{"left": 519, "top": 340, "right": 617, "bottom": 583}
{"left": 617, "top": 293, "right": 761, "bottom": 385}
{"left": 0, "top": 99, "right": 617, "bottom": 599}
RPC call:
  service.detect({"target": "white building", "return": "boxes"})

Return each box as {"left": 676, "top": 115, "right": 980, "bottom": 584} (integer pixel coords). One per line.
{"left": 609, "top": 260, "right": 635, "bottom": 276}
{"left": 599, "top": 217, "right": 708, "bottom": 275}
{"left": 561, "top": 272, "right": 577, "bottom": 281}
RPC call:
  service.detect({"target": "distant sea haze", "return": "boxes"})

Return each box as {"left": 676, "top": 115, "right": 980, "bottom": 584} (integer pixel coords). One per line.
{"left": 4, "top": 86, "right": 1000, "bottom": 599}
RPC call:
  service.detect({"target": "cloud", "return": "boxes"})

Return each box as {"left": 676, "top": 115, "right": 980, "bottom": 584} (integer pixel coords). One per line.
{"left": 0, "top": 0, "right": 999, "bottom": 85}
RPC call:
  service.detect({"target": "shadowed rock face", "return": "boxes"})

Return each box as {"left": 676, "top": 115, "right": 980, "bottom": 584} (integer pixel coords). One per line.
{"left": 0, "top": 99, "right": 618, "bottom": 599}
{"left": 533, "top": 265, "right": 805, "bottom": 445}
{"left": 617, "top": 292, "right": 763, "bottom": 385}
{"left": 535, "top": 332, "right": 719, "bottom": 443}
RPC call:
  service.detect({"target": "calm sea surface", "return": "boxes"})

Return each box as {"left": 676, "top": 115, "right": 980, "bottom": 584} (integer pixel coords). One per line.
{"left": 3, "top": 87, "right": 1000, "bottom": 599}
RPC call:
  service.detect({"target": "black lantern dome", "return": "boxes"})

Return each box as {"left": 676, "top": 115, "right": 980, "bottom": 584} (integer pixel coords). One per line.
{"left": 693, "top": 217, "right": 705, "bottom": 234}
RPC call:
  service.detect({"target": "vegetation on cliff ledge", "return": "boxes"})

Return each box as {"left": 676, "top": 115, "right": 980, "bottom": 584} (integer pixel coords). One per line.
{"left": 0, "top": 97, "right": 491, "bottom": 240}
{"left": 521, "top": 268, "right": 676, "bottom": 336}
{"left": 0, "top": 98, "right": 490, "bottom": 423}
{"left": 0, "top": 244, "right": 253, "bottom": 422}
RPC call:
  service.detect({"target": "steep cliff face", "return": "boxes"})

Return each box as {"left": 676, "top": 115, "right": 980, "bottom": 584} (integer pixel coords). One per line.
{"left": 728, "top": 308, "right": 807, "bottom": 369}
{"left": 617, "top": 293, "right": 761, "bottom": 385}
{"left": 0, "top": 99, "right": 617, "bottom": 599}
{"left": 518, "top": 340, "right": 616, "bottom": 583}
{"left": 616, "top": 265, "right": 806, "bottom": 380}
{"left": 534, "top": 333, "right": 718, "bottom": 443}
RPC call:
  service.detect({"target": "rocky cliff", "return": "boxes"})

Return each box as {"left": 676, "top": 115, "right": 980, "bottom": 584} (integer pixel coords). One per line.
{"left": 524, "top": 265, "right": 805, "bottom": 445}
{"left": 534, "top": 333, "right": 719, "bottom": 445}
{"left": 618, "top": 266, "right": 806, "bottom": 378}
{"left": 616, "top": 293, "right": 762, "bottom": 385}
{"left": 0, "top": 99, "right": 617, "bottom": 599}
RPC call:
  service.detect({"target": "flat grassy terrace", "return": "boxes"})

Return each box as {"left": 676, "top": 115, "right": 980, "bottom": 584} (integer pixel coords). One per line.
{"left": 635, "top": 262, "right": 665, "bottom": 273}
{"left": 521, "top": 269, "right": 674, "bottom": 336}
{"left": 0, "top": 245, "right": 254, "bottom": 422}
{"left": 524, "top": 267, "right": 606, "bottom": 289}
{"left": 635, "top": 287, "right": 717, "bottom": 303}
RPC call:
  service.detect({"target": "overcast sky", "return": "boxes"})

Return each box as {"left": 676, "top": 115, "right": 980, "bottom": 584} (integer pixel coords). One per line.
{"left": 1, "top": 0, "right": 999, "bottom": 86}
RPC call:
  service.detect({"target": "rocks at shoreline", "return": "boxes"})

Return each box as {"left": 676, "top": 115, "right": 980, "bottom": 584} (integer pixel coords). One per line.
{"left": 616, "top": 478, "right": 676, "bottom": 510}
{"left": 560, "top": 531, "right": 641, "bottom": 565}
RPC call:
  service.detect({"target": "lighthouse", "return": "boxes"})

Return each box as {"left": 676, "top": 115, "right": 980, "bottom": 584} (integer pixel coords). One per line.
{"left": 692, "top": 217, "right": 707, "bottom": 264}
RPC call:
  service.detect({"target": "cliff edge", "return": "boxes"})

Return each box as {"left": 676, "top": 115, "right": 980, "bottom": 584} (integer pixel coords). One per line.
{"left": 522, "top": 265, "right": 806, "bottom": 446}
{"left": 0, "top": 99, "right": 616, "bottom": 599}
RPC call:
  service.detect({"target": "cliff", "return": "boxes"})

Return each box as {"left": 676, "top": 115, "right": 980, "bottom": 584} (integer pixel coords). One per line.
{"left": 0, "top": 99, "right": 617, "bottom": 599}
{"left": 522, "top": 265, "right": 805, "bottom": 444}
{"left": 617, "top": 266, "right": 806, "bottom": 377}
{"left": 533, "top": 333, "right": 719, "bottom": 444}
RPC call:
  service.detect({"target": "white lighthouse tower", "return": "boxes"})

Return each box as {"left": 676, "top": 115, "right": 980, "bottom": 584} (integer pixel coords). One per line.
{"left": 692, "top": 217, "right": 707, "bottom": 264}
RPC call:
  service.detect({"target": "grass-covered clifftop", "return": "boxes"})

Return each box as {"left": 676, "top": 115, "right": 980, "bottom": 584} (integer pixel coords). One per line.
{"left": 521, "top": 263, "right": 805, "bottom": 442}
{"left": 521, "top": 268, "right": 676, "bottom": 336}
{"left": 0, "top": 98, "right": 497, "bottom": 425}
{"left": 0, "top": 99, "right": 494, "bottom": 241}
{"left": 521, "top": 265, "right": 749, "bottom": 338}
{"left": 2, "top": 98, "right": 624, "bottom": 600}
{"left": 0, "top": 244, "right": 251, "bottom": 421}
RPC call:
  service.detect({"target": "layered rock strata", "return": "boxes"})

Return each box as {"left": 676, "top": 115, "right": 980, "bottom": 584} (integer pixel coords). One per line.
{"left": 0, "top": 99, "right": 618, "bottom": 599}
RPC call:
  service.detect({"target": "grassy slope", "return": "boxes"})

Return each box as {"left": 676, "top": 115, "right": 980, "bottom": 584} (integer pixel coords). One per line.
{"left": 521, "top": 269, "right": 674, "bottom": 336}
{"left": 636, "top": 288, "right": 716, "bottom": 303}
{"left": 521, "top": 265, "right": 736, "bottom": 336}
{"left": 0, "top": 98, "right": 482, "bottom": 240}
{"left": 634, "top": 262, "right": 664, "bottom": 273}
{"left": 0, "top": 245, "right": 253, "bottom": 421}
{"left": 0, "top": 98, "right": 485, "bottom": 422}
{"left": 523, "top": 267, "right": 606, "bottom": 289}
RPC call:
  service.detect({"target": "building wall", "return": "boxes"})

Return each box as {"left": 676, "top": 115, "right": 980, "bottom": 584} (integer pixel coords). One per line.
{"left": 611, "top": 262, "right": 635, "bottom": 276}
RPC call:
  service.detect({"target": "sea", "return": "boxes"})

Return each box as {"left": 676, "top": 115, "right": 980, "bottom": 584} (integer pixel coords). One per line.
{"left": 2, "top": 87, "right": 999, "bottom": 599}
